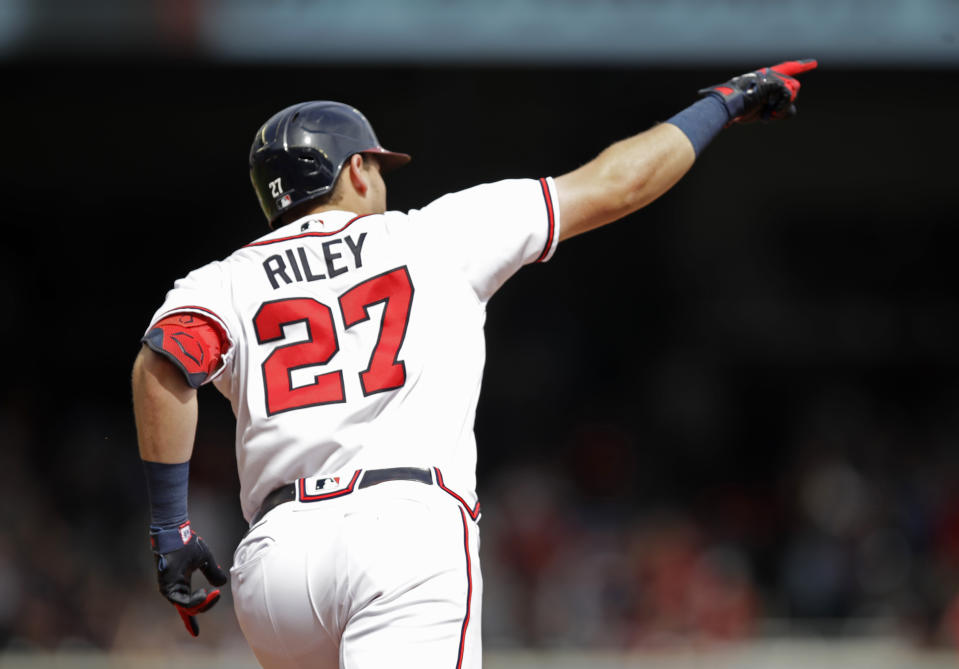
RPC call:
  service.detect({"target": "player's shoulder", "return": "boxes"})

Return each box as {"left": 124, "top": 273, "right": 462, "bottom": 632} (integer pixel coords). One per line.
{"left": 240, "top": 209, "right": 409, "bottom": 248}
{"left": 402, "top": 178, "right": 550, "bottom": 232}
{"left": 412, "top": 178, "right": 544, "bottom": 214}
{"left": 170, "top": 256, "right": 229, "bottom": 294}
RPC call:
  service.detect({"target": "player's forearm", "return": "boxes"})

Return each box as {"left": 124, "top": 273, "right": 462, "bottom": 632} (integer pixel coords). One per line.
{"left": 555, "top": 123, "right": 695, "bottom": 241}
{"left": 132, "top": 345, "right": 198, "bottom": 464}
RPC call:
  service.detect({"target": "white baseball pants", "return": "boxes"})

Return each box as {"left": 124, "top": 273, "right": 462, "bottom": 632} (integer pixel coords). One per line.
{"left": 231, "top": 477, "right": 482, "bottom": 669}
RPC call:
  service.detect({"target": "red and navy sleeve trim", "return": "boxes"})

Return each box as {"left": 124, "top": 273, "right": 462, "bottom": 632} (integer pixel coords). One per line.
{"left": 245, "top": 214, "right": 373, "bottom": 247}
{"left": 535, "top": 177, "right": 556, "bottom": 263}
{"left": 434, "top": 468, "right": 481, "bottom": 521}
{"left": 155, "top": 305, "right": 227, "bottom": 325}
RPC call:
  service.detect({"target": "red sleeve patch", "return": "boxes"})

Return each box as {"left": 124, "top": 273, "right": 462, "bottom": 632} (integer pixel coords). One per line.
{"left": 142, "top": 313, "right": 230, "bottom": 388}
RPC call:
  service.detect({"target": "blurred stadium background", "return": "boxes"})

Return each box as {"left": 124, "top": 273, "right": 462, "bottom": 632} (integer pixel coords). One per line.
{"left": 2, "top": 0, "right": 959, "bottom": 667}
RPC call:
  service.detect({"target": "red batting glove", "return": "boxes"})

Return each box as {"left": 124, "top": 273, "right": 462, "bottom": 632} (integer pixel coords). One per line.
{"left": 151, "top": 521, "right": 228, "bottom": 637}
{"left": 699, "top": 59, "right": 818, "bottom": 124}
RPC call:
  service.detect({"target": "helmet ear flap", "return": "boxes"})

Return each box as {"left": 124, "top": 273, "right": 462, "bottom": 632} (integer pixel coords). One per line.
{"left": 294, "top": 151, "right": 335, "bottom": 186}
{"left": 297, "top": 155, "right": 321, "bottom": 178}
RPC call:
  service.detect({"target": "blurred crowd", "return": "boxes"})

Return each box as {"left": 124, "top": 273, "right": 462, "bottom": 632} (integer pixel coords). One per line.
{"left": 483, "top": 449, "right": 959, "bottom": 650}
{"left": 4, "top": 375, "right": 959, "bottom": 655}
{"left": 480, "top": 385, "right": 959, "bottom": 651}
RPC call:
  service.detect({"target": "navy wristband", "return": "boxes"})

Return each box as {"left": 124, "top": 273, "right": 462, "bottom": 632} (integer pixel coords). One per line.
{"left": 665, "top": 96, "right": 732, "bottom": 157}
{"left": 142, "top": 460, "right": 189, "bottom": 530}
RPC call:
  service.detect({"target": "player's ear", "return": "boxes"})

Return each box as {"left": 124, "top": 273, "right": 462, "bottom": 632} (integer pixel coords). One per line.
{"left": 347, "top": 154, "right": 369, "bottom": 196}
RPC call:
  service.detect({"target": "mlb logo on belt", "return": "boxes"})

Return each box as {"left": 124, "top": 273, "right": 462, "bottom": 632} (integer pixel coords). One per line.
{"left": 312, "top": 476, "right": 341, "bottom": 492}
{"left": 298, "top": 471, "right": 362, "bottom": 503}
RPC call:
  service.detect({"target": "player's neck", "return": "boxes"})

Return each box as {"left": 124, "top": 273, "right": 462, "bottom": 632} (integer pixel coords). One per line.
{"left": 312, "top": 194, "right": 384, "bottom": 217}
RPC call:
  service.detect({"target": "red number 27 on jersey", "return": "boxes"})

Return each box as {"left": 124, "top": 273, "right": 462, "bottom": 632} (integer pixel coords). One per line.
{"left": 253, "top": 266, "right": 414, "bottom": 416}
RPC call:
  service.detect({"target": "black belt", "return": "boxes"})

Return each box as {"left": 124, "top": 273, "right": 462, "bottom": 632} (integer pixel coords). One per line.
{"left": 250, "top": 466, "right": 434, "bottom": 526}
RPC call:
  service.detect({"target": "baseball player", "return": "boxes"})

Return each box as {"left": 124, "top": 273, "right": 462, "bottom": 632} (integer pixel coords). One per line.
{"left": 132, "top": 60, "right": 816, "bottom": 668}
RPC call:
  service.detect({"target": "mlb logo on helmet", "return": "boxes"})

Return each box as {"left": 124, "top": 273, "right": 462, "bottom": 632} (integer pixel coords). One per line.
{"left": 279, "top": 194, "right": 292, "bottom": 209}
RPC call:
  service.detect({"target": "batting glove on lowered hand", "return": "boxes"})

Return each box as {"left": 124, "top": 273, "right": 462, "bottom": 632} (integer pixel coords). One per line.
{"left": 699, "top": 59, "right": 818, "bottom": 124}
{"left": 151, "top": 521, "right": 228, "bottom": 637}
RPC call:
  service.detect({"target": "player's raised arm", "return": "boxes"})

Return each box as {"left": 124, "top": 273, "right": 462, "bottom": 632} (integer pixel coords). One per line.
{"left": 555, "top": 59, "right": 817, "bottom": 241}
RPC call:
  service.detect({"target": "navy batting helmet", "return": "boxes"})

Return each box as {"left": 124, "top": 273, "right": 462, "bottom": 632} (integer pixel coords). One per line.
{"left": 249, "top": 101, "right": 411, "bottom": 227}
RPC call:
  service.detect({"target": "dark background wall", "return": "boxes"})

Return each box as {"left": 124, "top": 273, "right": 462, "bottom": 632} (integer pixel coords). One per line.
{"left": 3, "top": 58, "right": 959, "bottom": 650}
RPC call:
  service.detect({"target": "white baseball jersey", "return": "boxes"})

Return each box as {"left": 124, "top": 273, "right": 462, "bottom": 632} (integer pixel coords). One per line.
{"left": 146, "top": 177, "right": 559, "bottom": 522}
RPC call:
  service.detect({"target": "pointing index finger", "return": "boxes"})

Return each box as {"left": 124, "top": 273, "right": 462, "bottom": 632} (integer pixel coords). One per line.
{"left": 772, "top": 59, "right": 818, "bottom": 77}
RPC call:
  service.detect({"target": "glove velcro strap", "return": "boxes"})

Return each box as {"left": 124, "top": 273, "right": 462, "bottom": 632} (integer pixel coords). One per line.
{"left": 151, "top": 521, "right": 194, "bottom": 554}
